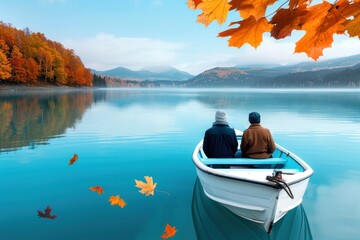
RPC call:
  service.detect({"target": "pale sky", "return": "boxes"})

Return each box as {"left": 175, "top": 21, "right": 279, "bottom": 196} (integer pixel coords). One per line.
{"left": 1, "top": 0, "right": 360, "bottom": 75}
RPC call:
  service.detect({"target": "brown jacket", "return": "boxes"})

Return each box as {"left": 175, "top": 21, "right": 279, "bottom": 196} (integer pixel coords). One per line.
{"left": 240, "top": 123, "right": 275, "bottom": 159}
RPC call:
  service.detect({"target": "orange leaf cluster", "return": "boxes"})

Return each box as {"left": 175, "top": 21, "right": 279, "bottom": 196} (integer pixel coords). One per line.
{"left": 109, "top": 195, "right": 126, "bottom": 208}
{"left": 135, "top": 176, "right": 157, "bottom": 196}
{"left": 188, "top": 0, "right": 360, "bottom": 60}
{"left": 50, "top": 162, "right": 174, "bottom": 238}
{"left": 68, "top": 154, "right": 78, "bottom": 166}
{"left": 89, "top": 186, "right": 104, "bottom": 194}
{"left": 160, "top": 224, "right": 177, "bottom": 239}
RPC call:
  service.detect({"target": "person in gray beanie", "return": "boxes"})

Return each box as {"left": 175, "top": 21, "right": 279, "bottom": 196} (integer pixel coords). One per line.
{"left": 203, "top": 110, "right": 238, "bottom": 159}
{"left": 240, "top": 112, "right": 275, "bottom": 159}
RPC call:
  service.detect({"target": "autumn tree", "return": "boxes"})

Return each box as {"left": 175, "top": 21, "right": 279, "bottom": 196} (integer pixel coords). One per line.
{"left": 0, "top": 22, "right": 92, "bottom": 86}
{"left": 188, "top": 0, "right": 360, "bottom": 60}
{"left": 9, "top": 45, "right": 27, "bottom": 83}
{"left": 0, "top": 49, "right": 12, "bottom": 80}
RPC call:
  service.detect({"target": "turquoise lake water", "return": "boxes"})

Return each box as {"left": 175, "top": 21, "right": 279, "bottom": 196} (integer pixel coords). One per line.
{"left": 1, "top": 88, "right": 360, "bottom": 240}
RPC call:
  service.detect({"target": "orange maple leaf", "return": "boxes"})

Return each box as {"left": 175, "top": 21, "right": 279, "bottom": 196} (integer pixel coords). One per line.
{"left": 89, "top": 186, "right": 104, "bottom": 194}
{"left": 109, "top": 195, "right": 126, "bottom": 208}
{"left": 219, "top": 16, "right": 272, "bottom": 49}
{"left": 196, "top": 0, "right": 231, "bottom": 26}
{"left": 295, "top": 1, "right": 349, "bottom": 60}
{"left": 187, "top": 0, "right": 203, "bottom": 9}
{"left": 160, "top": 224, "right": 177, "bottom": 239}
{"left": 68, "top": 154, "right": 78, "bottom": 166}
{"left": 230, "top": 0, "right": 277, "bottom": 19}
{"left": 135, "top": 176, "right": 157, "bottom": 196}
{"left": 343, "top": 2, "right": 360, "bottom": 38}
{"left": 270, "top": 4, "right": 308, "bottom": 39}
{"left": 289, "top": 0, "right": 308, "bottom": 10}
{"left": 346, "top": 13, "right": 360, "bottom": 38}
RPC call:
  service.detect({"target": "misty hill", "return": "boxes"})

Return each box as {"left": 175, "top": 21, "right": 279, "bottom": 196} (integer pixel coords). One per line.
{"left": 91, "top": 65, "right": 193, "bottom": 81}
{"left": 186, "top": 54, "right": 360, "bottom": 88}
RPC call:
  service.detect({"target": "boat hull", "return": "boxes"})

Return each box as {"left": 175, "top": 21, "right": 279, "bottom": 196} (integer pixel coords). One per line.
{"left": 195, "top": 167, "right": 310, "bottom": 232}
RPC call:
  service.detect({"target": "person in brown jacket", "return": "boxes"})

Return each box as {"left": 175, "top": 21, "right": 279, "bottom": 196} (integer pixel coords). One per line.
{"left": 240, "top": 112, "right": 276, "bottom": 159}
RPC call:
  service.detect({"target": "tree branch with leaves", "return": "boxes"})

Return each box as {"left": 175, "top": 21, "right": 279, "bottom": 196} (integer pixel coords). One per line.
{"left": 187, "top": 0, "right": 360, "bottom": 60}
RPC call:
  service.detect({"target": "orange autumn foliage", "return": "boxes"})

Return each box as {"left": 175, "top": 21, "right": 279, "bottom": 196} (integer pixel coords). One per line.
{"left": 68, "top": 154, "right": 78, "bottom": 166}
{"left": 135, "top": 176, "right": 157, "bottom": 196}
{"left": 0, "top": 22, "right": 92, "bottom": 86}
{"left": 188, "top": 0, "right": 360, "bottom": 61}
{"left": 160, "top": 224, "right": 177, "bottom": 239}
{"left": 109, "top": 195, "right": 126, "bottom": 208}
{"left": 89, "top": 186, "right": 104, "bottom": 194}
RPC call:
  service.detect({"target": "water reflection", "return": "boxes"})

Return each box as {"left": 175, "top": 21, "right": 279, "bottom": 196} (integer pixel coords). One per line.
{"left": 192, "top": 178, "right": 313, "bottom": 240}
{"left": 0, "top": 90, "right": 93, "bottom": 153}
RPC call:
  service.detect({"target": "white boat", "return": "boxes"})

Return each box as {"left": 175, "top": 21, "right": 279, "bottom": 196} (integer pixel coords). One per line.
{"left": 192, "top": 130, "right": 314, "bottom": 233}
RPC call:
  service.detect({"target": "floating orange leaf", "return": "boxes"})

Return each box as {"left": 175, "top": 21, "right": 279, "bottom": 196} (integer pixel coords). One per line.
{"left": 89, "top": 186, "right": 104, "bottom": 194}
{"left": 37, "top": 206, "right": 57, "bottom": 220}
{"left": 109, "top": 195, "right": 126, "bottom": 208}
{"left": 160, "top": 224, "right": 177, "bottom": 239}
{"left": 135, "top": 176, "right": 157, "bottom": 196}
{"left": 219, "top": 16, "right": 272, "bottom": 49}
{"left": 68, "top": 154, "right": 78, "bottom": 166}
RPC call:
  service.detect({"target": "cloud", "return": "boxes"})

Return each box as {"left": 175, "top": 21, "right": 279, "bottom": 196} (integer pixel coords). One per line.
{"left": 63, "top": 33, "right": 185, "bottom": 71}
{"left": 62, "top": 32, "right": 360, "bottom": 75}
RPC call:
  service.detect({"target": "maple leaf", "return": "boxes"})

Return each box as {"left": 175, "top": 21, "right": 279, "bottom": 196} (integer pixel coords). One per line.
{"left": 37, "top": 206, "right": 57, "bottom": 220}
{"left": 135, "top": 176, "right": 157, "bottom": 196}
{"left": 230, "top": 0, "right": 277, "bottom": 19}
{"left": 343, "top": 2, "right": 360, "bottom": 38}
{"left": 289, "top": 0, "right": 308, "bottom": 10}
{"left": 196, "top": 0, "right": 231, "bottom": 26}
{"left": 109, "top": 195, "right": 126, "bottom": 208}
{"left": 160, "top": 224, "right": 177, "bottom": 239}
{"left": 219, "top": 16, "right": 273, "bottom": 48}
{"left": 188, "top": 0, "right": 203, "bottom": 9}
{"left": 295, "top": 1, "right": 349, "bottom": 60}
{"left": 346, "top": 13, "right": 360, "bottom": 38}
{"left": 89, "top": 186, "right": 104, "bottom": 194}
{"left": 271, "top": 4, "right": 308, "bottom": 39}
{"left": 68, "top": 154, "right": 78, "bottom": 166}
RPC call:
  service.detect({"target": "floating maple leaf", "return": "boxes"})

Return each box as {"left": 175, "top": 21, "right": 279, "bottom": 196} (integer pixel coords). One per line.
{"left": 37, "top": 206, "right": 57, "bottom": 220}
{"left": 68, "top": 154, "right": 78, "bottom": 166}
{"left": 89, "top": 186, "right": 104, "bottom": 194}
{"left": 109, "top": 195, "right": 126, "bottom": 208}
{"left": 161, "top": 224, "right": 177, "bottom": 239}
{"left": 135, "top": 176, "right": 157, "bottom": 196}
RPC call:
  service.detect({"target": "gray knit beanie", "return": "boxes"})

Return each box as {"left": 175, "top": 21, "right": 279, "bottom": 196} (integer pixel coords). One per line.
{"left": 215, "top": 110, "right": 228, "bottom": 123}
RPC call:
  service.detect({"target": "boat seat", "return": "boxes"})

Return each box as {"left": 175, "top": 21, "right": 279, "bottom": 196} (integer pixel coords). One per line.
{"left": 200, "top": 157, "right": 288, "bottom": 166}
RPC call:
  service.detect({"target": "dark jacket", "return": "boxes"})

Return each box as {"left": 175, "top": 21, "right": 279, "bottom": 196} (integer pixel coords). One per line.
{"left": 203, "top": 123, "right": 238, "bottom": 158}
{"left": 240, "top": 123, "right": 275, "bottom": 159}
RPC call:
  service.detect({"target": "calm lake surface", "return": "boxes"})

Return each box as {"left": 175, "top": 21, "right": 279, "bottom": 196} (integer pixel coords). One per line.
{"left": 1, "top": 88, "right": 360, "bottom": 240}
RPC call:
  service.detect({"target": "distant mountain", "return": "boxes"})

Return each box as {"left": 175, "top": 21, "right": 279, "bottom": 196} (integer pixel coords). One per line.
{"left": 186, "top": 54, "right": 360, "bottom": 88}
{"left": 186, "top": 67, "right": 267, "bottom": 87}
{"left": 91, "top": 65, "right": 193, "bottom": 81}
{"left": 281, "top": 54, "right": 360, "bottom": 72}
